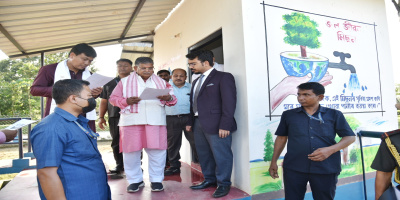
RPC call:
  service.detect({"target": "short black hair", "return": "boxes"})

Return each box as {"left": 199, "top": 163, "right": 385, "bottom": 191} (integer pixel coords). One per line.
{"left": 171, "top": 68, "right": 187, "bottom": 76}
{"left": 52, "top": 79, "right": 90, "bottom": 105}
{"left": 157, "top": 69, "right": 170, "bottom": 75}
{"left": 297, "top": 82, "right": 325, "bottom": 95}
{"left": 186, "top": 50, "right": 214, "bottom": 67}
{"left": 69, "top": 43, "right": 97, "bottom": 58}
{"left": 135, "top": 57, "right": 153, "bottom": 66}
{"left": 116, "top": 58, "right": 133, "bottom": 66}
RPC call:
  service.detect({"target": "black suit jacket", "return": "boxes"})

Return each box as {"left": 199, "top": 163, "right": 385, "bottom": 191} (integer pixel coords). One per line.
{"left": 187, "top": 69, "right": 237, "bottom": 134}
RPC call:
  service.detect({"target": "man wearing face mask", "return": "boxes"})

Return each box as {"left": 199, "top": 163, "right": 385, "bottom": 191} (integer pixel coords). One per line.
{"left": 30, "top": 43, "right": 102, "bottom": 132}
{"left": 31, "top": 79, "right": 111, "bottom": 200}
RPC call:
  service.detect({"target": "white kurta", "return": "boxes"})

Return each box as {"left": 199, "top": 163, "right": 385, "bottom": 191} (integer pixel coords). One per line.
{"left": 118, "top": 76, "right": 167, "bottom": 127}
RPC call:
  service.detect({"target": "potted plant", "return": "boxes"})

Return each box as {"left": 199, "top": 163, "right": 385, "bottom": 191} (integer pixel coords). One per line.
{"left": 280, "top": 12, "right": 328, "bottom": 82}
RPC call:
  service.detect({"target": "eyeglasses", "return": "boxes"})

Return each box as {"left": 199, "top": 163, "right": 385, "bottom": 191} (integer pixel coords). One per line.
{"left": 138, "top": 67, "right": 154, "bottom": 71}
{"left": 187, "top": 62, "right": 202, "bottom": 67}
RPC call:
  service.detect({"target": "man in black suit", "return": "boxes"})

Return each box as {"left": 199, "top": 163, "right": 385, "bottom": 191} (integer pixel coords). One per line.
{"left": 186, "top": 50, "right": 237, "bottom": 198}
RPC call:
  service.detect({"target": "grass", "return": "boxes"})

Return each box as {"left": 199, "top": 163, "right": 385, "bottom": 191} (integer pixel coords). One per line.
{"left": 250, "top": 160, "right": 283, "bottom": 194}
{"left": 338, "top": 145, "right": 379, "bottom": 178}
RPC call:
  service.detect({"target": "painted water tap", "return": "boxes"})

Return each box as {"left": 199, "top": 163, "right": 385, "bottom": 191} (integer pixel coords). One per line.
{"left": 328, "top": 51, "right": 356, "bottom": 73}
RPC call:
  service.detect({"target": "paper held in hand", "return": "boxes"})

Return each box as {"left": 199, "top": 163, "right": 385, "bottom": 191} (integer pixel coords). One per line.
{"left": 6, "top": 119, "right": 37, "bottom": 130}
{"left": 85, "top": 73, "right": 114, "bottom": 89}
{"left": 139, "top": 88, "right": 171, "bottom": 100}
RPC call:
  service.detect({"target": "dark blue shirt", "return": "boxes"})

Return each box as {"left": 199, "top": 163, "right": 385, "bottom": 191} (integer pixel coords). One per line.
{"left": 100, "top": 76, "right": 121, "bottom": 118}
{"left": 275, "top": 106, "right": 354, "bottom": 174}
{"left": 31, "top": 107, "right": 111, "bottom": 200}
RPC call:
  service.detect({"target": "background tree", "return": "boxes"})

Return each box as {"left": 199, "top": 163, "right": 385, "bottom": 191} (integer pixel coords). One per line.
{"left": 282, "top": 12, "right": 321, "bottom": 58}
{"left": 263, "top": 130, "right": 274, "bottom": 162}
{"left": 44, "top": 52, "right": 68, "bottom": 65}
{"left": 0, "top": 51, "right": 97, "bottom": 120}
{"left": 0, "top": 58, "right": 41, "bottom": 118}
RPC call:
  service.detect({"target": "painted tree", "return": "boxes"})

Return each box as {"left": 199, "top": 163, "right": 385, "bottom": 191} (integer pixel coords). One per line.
{"left": 282, "top": 12, "right": 321, "bottom": 58}
{"left": 263, "top": 130, "right": 274, "bottom": 162}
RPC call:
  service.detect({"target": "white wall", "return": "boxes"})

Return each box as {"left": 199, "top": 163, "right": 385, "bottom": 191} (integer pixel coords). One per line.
{"left": 385, "top": 0, "right": 400, "bottom": 84}
{"left": 154, "top": 0, "right": 397, "bottom": 196}
{"left": 154, "top": 0, "right": 251, "bottom": 193}
{"left": 241, "top": 0, "right": 398, "bottom": 158}
{"left": 241, "top": 0, "right": 397, "bottom": 196}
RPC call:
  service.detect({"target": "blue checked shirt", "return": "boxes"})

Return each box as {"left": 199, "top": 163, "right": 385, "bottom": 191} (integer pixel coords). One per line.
{"left": 275, "top": 106, "right": 355, "bottom": 174}
{"left": 165, "top": 81, "right": 191, "bottom": 115}
{"left": 31, "top": 107, "right": 111, "bottom": 200}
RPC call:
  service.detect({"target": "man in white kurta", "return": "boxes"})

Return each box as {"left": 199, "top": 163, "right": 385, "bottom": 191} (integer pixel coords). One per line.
{"left": 110, "top": 57, "right": 177, "bottom": 193}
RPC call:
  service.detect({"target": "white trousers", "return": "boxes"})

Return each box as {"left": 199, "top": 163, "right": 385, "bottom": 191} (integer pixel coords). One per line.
{"left": 123, "top": 149, "right": 166, "bottom": 184}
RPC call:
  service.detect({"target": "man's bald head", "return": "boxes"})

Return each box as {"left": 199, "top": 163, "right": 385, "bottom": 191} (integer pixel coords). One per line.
{"left": 172, "top": 68, "right": 187, "bottom": 76}
{"left": 171, "top": 68, "right": 187, "bottom": 88}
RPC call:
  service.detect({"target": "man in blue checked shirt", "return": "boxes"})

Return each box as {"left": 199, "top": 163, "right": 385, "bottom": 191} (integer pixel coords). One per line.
{"left": 31, "top": 79, "right": 111, "bottom": 200}
{"left": 269, "top": 82, "right": 355, "bottom": 200}
{"left": 164, "top": 68, "right": 199, "bottom": 176}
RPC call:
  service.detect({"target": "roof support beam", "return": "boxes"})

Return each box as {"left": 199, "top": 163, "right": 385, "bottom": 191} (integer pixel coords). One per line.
{"left": 393, "top": 0, "right": 400, "bottom": 15}
{"left": 0, "top": 24, "right": 27, "bottom": 55}
{"left": 122, "top": 50, "right": 152, "bottom": 54}
{"left": 119, "top": 0, "right": 147, "bottom": 42}
{"left": 8, "top": 33, "right": 153, "bottom": 58}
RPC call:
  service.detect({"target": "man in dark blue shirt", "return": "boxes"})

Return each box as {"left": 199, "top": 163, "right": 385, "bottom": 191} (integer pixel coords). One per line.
{"left": 31, "top": 79, "right": 111, "bottom": 200}
{"left": 269, "top": 82, "right": 355, "bottom": 200}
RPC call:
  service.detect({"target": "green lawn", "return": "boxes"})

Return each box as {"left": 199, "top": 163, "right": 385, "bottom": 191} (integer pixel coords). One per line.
{"left": 250, "top": 160, "right": 283, "bottom": 194}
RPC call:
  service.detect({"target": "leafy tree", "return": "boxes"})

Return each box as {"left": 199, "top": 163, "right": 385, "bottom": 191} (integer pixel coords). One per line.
{"left": 44, "top": 51, "right": 68, "bottom": 65}
{"left": 263, "top": 130, "right": 274, "bottom": 162}
{"left": 0, "top": 51, "right": 97, "bottom": 120}
{"left": 282, "top": 12, "right": 321, "bottom": 58}
{"left": 0, "top": 57, "right": 41, "bottom": 118}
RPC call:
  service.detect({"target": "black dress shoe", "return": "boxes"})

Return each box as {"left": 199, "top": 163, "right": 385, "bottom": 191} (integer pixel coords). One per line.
{"left": 212, "top": 185, "right": 230, "bottom": 198}
{"left": 190, "top": 181, "right": 217, "bottom": 190}
{"left": 109, "top": 173, "right": 124, "bottom": 179}
{"left": 109, "top": 167, "right": 124, "bottom": 174}
{"left": 164, "top": 167, "right": 180, "bottom": 176}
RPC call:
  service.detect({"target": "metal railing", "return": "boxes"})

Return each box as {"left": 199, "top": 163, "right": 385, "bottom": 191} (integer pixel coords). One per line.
{"left": 0, "top": 117, "right": 33, "bottom": 159}
{"left": 358, "top": 130, "right": 384, "bottom": 200}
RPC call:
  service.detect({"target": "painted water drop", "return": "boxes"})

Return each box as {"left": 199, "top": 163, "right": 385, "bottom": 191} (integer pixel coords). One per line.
{"left": 348, "top": 73, "right": 361, "bottom": 91}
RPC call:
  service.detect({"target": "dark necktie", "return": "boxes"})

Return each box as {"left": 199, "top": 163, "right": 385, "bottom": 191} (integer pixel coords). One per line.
{"left": 193, "top": 75, "right": 204, "bottom": 114}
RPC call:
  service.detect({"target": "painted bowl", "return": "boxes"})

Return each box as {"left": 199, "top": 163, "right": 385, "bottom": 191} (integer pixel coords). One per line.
{"left": 280, "top": 51, "right": 329, "bottom": 82}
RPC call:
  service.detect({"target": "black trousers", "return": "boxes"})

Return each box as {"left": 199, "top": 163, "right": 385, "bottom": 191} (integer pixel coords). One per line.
{"left": 283, "top": 168, "right": 338, "bottom": 200}
{"left": 166, "top": 115, "right": 198, "bottom": 168}
{"left": 109, "top": 117, "right": 123, "bottom": 170}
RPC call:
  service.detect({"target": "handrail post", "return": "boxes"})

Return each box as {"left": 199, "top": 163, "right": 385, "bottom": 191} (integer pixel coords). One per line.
{"left": 27, "top": 123, "right": 32, "bottom": 153}
{"left": 18, "top": 128, "right": 23, "bottom": 159}
{"left": 357, "top": 132, "right": 368, "bottom": 200}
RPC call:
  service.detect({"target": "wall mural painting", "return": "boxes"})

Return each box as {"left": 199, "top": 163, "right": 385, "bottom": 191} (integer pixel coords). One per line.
{"left": 269, "top": 11, "right": 381, "bottom": 115}
{"left": 250, "top": 3, "right": 387, "bottom": 196}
